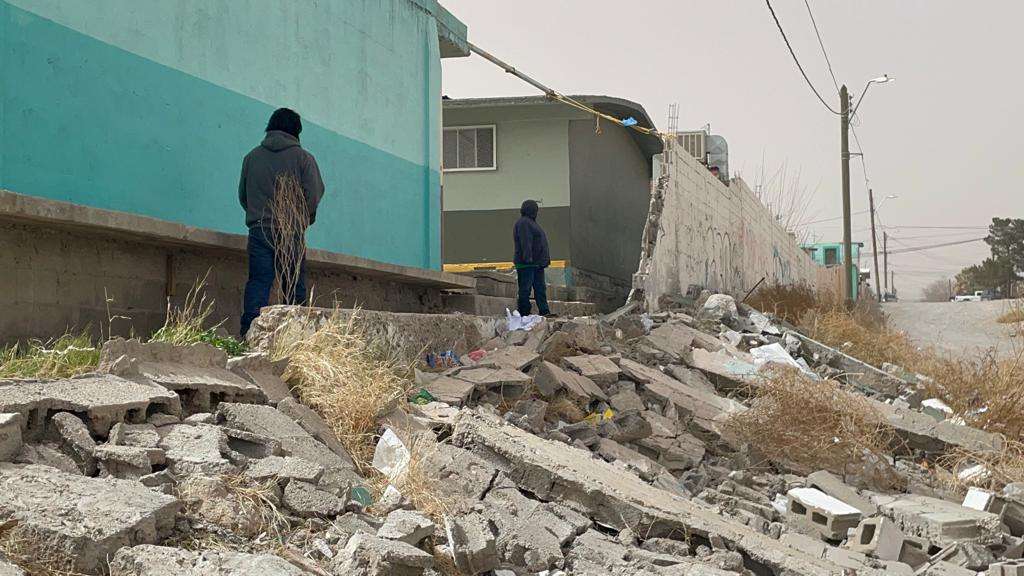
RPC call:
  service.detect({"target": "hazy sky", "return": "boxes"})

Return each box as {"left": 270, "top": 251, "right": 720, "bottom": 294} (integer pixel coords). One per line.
{"left": 440, "top": 1, "right": 1024, "bottom": 299}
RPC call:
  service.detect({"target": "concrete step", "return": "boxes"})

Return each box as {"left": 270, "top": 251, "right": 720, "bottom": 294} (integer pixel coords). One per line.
{"left": 440, "top": 294, "right": 597, "bottom": 317}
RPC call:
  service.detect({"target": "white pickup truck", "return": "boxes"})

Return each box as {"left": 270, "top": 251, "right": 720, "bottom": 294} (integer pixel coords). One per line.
{"left": 953, "top": 291, "right": 985, "bottom": 302}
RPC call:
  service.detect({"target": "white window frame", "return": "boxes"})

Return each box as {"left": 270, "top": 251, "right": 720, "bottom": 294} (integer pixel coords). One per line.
{"left": 443, "top": 124, "right": 497, "bottom": 172}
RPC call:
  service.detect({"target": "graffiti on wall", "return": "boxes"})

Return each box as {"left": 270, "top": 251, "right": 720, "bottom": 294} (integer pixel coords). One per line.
{"left": 644, "top": 144, "right": 817, "bottom": 309}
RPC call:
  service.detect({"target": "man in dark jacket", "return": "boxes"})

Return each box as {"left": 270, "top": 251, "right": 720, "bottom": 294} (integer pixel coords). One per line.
{"left": 513, "top": 199, "right": 551, "bottom": 317}
{"left": 238, "top": 108, "right": 325, "bottom": 336}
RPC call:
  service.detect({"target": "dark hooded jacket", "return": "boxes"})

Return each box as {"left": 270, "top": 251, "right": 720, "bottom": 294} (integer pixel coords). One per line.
{"left": 238, "top": 130, "right": 325, "bottom": 228}
{"left": 513, "top": 200, "right": 550, "bottom": 268}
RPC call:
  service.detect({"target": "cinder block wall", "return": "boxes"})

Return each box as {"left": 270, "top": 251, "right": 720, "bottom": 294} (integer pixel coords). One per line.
{"left": 644, "top": 143, "right": 819, "bottom": 309}
{"left": 0, "top": 222, "right": 444, "bottom": 345}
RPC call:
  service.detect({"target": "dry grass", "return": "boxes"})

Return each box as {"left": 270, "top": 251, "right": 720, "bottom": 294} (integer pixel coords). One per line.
{"left": 275, "top": 309, "right": 414, "bottom": 470}
{"left": 270, "top": 174, "right": 310, "bottom": 304}
{"left": 724, "top": 368, "right": 899, "bottom": 487}
{"left": 997, "top": 300, "right": 1024, "bottom": 324}
{"left": 0, "top": 332, "right": 99, "bottom": 380}
{"left": 545, "top": 394, "right": 587, "bottom": 424}
{"left": 745, "top": 282, "right": 820, "bottom": 326}
{"left": 940, "top": 440, "right": 1024, "bottom": 493}
{"left": 0, "top": 522, "right": 88, "bottom": 576}
{"left": 802, "top": 304, "right": 921, "bottom": 369}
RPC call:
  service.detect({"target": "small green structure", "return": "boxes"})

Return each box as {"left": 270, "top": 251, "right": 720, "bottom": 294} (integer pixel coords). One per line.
{"left": 801, "top": 241, "right": 869, "bottom": 299}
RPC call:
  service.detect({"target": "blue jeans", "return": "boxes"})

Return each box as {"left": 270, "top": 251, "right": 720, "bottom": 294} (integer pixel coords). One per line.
{"left": 516, "top": 266, "right": 550, "bottom": 316}
{"left": 241, "top": 225, "right": 307, "bottom": 337}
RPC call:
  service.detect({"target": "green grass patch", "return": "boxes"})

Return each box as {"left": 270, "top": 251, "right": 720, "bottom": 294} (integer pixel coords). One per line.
{"left": 0, "top": 333, "right": 99, "bottom": 379}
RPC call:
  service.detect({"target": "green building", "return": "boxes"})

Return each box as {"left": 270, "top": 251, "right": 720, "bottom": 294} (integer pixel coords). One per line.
{"left": 0, "top": 0, "right": 468, "bottom": 270}
{"left": 801, "top": 241, "right": 868, "bottom": 299}
{"left": 441, "top": 96, "right": 662, "bottom": 309}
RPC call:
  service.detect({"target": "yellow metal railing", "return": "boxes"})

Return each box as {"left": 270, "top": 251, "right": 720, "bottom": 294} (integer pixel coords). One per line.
{"left": 443, "top": 260, "right": 568, "bottom": 273}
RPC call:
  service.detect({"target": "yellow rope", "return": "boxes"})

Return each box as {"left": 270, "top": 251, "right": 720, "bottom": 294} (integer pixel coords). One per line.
{"left": 550, "top": 93, "right": 660, "bottom": 137}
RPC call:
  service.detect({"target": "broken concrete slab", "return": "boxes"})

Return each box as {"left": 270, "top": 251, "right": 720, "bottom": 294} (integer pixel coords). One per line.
{"left": 245, "top": 455, "right": 325, "bottom": 484}
{"left": 13, "top": 441, "right": 80, "bottom": 474}
{"left": 110, "top": 544, "right": 305, "bottom": 575}
{"left": 620, "top": 358, "right": 745, "bottom": 434}
{"left": 216, "top": 403, "right": 352, "bottom": 470}
{"left": 48, "top": 411, "right": 97, "bottom": 475}
{"left": 806, "top": 470, "right": 879, "bottom": 516}
{"left": 332, "top": 531, "right": 434, "bottom": 575}
{"left": 0, "top": 463, "right": 179, "bottom": 573}
{"left": 276, "top": 396, "right": 354, "bottom": 466}
{"left": 449, "top": 409, "right": 890, "bottom": 575}
{"left": 453, "top": 367, "right": 532, "bottom": 398}
{"left": 93, "top": 444, "right": 158, "bottom": 480}
{"left": 282, "top": 479, "right": 344, "bottom": 518}
{"left": 642, "top": 324, "right": 695, "bottom": 359}
{"left": 595, "top": 438, "right": 667, "bottom": 481}
{"left": 446, "top": 512, "right": 500, "bottom": 574}
{"left": 0, "top": 413, "right": 23, "bottom": 461}
{"left": 227, "top": 353, "right": 293, "bottom": 406}
{"left": 100, "top": 338, "right": 264, "bottom": 412}
{"left": 781, "top": 532, "right": 915, "bottom": 575}
{"left": 0, "top": 555, "right": 23, "bottom": 576}
{"left": 561, "top": 354, "right": 620, "bottom": 386}
{"left": 420, "top": 443, "right": 498, "bottom": 504}
{"left": 420, "top": 375, "right": 475, "bottom": 407}
{"left": 788, "top": 331, "right": 906, "bottom": 396}
{"left": 877, "top": 401, "right": 1003, "bottom": 454}
{"left": 157, "top": 423, "right": 237, "bottom": 476}
{"left": 484, "top": 346, "right": 541, "bottom": 372}
{"left": 688, "top": 348, "right": 759, "bottom": 390}
{"left": 378, "top": 509, "right": 435, "bottom": 546}
{"left": 531, "top": 360, "right": 606, "bottom": 401}
{"left": 0, "top": 374, "right": 181, "bottom": 438}
{"left": 609, "top": 388, "right": 645, "bottom": 412}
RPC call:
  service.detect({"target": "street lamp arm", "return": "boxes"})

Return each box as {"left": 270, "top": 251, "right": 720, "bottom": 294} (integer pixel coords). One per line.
{"left": 851, "top": 81, "right": 875, "bottom": 117}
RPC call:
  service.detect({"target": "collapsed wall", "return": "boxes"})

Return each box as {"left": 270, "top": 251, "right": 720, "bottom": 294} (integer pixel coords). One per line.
{"left": 634, "top": 141, "right": 818, "bottom": 310}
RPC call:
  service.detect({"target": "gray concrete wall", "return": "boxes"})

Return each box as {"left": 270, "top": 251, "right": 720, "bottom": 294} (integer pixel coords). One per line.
{"left": 642, "top": 142, "right": 819, "bottom": 310}
{"left": 442, "top": 206, "right": 571, "bottom": 266}
{"left": 567, "top": 118, "right": 652, "bottom": 308}
{"left": 0, "top": 220, "right": 446, "bottom": 345}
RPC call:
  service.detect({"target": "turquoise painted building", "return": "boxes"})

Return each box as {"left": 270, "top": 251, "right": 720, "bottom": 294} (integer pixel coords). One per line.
{"left": 802, "top": 241, "right": 868, "bottom": 298}
{"left": 0, "top": 0, "right": 468, "bottom": 270}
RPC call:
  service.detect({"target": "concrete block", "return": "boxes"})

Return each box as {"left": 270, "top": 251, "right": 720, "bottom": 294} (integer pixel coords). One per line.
{"left": 964, "top": 487, "right": 998, "bottom": 511}
{"left": 0, "top": 413, "right": 23, "bottom": 461}
{"left": 245, "top": 455, "right": 324, "bottom": 484}
{"left": 110, "top": 544, "right": 305, "bottom": 575}
{"left": 446, "top": 513, "right": 500, "bottom": 575}
{"left": 561, "top": 354, "right": 620, "bottom": 386}
{"left": 227, "top": 352, "right": 292, "bottom": 405}
{"left": 94, "top": 444, "right": 158, "bottom": 480}
{"left": 786, "top": 487, "right": 863, "bottom": 541}
{"left": 100, "top": 338, "right": 264, "bottom": 412}
{"left": 531, "top": 361, "right": 605, "bottom": 401}
{"left": 920, "top": 561, "right": 979, "bottom": 575}
{"left": 331, "top": 532, "right": 434, "bottom": 575}
{"left": 484, "top": 346, "right": 540, "bottom": 372}
{"left": 846, "top": 516, "right": 928, "bottom": 566}
{"left": 282, "top": 480, "right": 343, "bottom": 518}
{"left": 0, "top": 463, "right": 179, "bottom": 573}
{"left": 378, "top": 509, "right": 435, "bottom": 546}
{"left": 879, "top": 493, "right": 1006, "bottom": 546}
{"left": 0, "top": 374, "right": 181, "bottom": 438}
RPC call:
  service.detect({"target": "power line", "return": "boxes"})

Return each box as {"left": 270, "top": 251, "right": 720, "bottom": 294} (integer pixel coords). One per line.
{"left": 885, "top": 225, "right": 989, "bottom": 230}
{"left": 804, "top": 0, "right": 841, "bottom": 94}
{"left": 765, "top": 0, "right": 841, "bottom": 116}
{"left": 886, "top": 237, "right": 986, "bottom": 255}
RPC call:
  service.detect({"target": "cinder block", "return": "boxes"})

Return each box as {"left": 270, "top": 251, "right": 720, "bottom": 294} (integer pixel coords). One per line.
{"left": 846, "top": 516, "right": 929, "bottom": 567}
{"left": 786, "top": 487, "right": 863, "bottom": 541}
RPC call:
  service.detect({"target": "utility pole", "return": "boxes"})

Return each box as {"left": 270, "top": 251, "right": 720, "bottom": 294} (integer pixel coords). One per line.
{"left": 840, "top": 85, "right": 854, "bottom": 306}
{"left": 869, "top": 189, "right": 881, "bottom": 302}
{"left": 948, "top": 278, "right": 953, "bottom": 300}
{"left": 883, "top": 232, "right": 889, "bottom": 297}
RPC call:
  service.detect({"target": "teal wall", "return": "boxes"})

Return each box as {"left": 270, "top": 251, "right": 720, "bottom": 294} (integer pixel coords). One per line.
{"left": 0, "top": 0, "right": 464, "bottom": 269}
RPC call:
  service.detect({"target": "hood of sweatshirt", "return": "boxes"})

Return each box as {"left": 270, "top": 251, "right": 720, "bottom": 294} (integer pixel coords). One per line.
{"left": 261, "top": 130, "right": 301, "bottom": 152}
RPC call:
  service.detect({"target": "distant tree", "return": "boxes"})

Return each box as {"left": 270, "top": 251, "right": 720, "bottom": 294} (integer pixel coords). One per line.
{"left": 986, "top": 218, "right": 1024, "bottom": 273}
{"left": 956, "top": 257, "right": 1015, "bottom": 294}
{"left": 922, "top": 279, "right": 952, "bottom": 302}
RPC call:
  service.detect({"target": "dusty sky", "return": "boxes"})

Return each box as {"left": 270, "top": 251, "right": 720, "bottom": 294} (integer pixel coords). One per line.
{"left": 440, "top": 1, "right": 1024, "bottom": 299}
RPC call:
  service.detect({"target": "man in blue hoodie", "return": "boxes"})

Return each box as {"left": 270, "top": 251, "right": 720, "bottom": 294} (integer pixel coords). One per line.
{"left": 513, "top": 199, "right": 552, "bottom": 317}
{"left": 238, "top": 108, "right": 325, "bottom": 336}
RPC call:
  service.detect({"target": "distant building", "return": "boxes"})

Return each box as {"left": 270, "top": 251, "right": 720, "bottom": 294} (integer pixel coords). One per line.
{"left": 802, "top": 241, "right": 868, "bottom": 299}
{"left": 441, "top": 95, "right": 663, "bottom": 309}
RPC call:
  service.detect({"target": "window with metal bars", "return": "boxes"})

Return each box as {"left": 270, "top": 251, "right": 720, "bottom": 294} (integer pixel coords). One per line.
{"left": 443, "top": 126, "right": 496, "bottom": 171}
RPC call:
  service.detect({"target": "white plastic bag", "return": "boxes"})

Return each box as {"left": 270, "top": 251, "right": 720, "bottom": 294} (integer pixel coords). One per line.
{"left": 505, "top": 308, "right": 543, "bottom": 332}
{"left": 372, "top": 428, "right": 410, "bottom": 479}
{"left": 750, "top": 343, "right": 818, "bottom": 379}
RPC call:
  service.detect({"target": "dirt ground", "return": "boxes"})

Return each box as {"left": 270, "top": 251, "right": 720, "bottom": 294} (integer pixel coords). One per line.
{"left": 884, "top": 299, "right": 1021, "bottom": 360}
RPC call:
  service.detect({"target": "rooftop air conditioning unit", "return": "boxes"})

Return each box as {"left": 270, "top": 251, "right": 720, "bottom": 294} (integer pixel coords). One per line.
{"left": 676, "top": 131, "right": 707, "bottom": 164}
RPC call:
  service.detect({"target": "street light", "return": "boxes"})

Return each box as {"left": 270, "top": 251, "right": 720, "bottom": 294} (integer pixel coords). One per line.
{"left": 840, "top": 75, "right": 894, "bottom": 305}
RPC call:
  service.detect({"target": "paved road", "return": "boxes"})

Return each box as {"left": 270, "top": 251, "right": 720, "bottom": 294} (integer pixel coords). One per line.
{"left": 884, "top": 300, "right": 1020, "bottom": 360}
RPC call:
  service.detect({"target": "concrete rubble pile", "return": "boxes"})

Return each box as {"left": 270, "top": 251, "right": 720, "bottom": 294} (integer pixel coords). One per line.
{"left": 0, "top": 296, "right": 1020, "bottom": 576}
